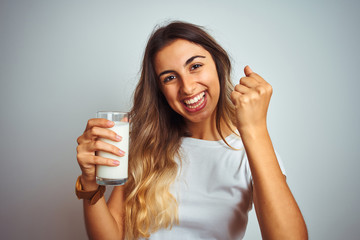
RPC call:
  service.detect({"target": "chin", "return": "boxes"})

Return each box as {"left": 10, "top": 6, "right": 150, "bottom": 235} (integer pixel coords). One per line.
{"left": 184, "top": 110, "right": 213, "bottom": 124}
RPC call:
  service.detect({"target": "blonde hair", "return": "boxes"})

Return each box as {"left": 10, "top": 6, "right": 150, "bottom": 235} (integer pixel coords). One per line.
{"left": 125, "top": 21, "right": 237, "bottom": 239}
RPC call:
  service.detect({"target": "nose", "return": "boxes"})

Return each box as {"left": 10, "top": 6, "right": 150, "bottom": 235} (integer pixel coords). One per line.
{"left": 180, "top": 75, "right": 196, "bottom": 96}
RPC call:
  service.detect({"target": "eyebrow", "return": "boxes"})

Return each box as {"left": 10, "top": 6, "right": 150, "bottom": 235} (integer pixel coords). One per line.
{"left": 158, "top": 55, "right": 206, "bottom": 78}
{"left": 184, "top": 55, "right": 206, "bottom": 67}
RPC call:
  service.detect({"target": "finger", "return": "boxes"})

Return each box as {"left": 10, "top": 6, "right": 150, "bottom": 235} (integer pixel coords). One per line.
{"left": 91, "top": 155, "right": 120, "bottom": 167}
{"left": 230, "top": 90, "right": 242, "bottom": 105}
{"left": 88, "top": 140, "right": 125, "bottom": 157}
{"left": 244, "top": 65, "right": 253, "bottom": 76}
{"left": 77, "top": 135, "right": 85, "bottom": 145}
{"left": 239, "top": 77, "right": 259, "bottom": 88}
{"left": 121, "top": 116, "right": 130, "bottom": 122}
{"left": 234, "top": 83, "right": 251, "bottom": 94}
{"left": 77, "top": 153, "right": 120, "bottom": 169}
{"left": 76, "top": 143, "right": 87, "bottom": 154}
{"left": 83, "top": 126, "right": 122, "bottom": 142}
{"left": 85, "top": 118, "right": 114, "bottom": 131}
{"left": 244, "top": 65, "right": 269, "bottom": 84}
{"left": 230, "top": 91, "right": 245, "bottom": 105}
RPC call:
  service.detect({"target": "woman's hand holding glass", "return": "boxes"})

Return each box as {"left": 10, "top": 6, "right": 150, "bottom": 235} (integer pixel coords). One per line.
{"left": 76, "top": 118, "right": 124, "bottom": 190}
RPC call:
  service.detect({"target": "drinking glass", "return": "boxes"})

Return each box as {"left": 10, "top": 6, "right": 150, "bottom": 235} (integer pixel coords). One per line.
{"left": 96, "top": 111, "right": 129, "bottom": 185}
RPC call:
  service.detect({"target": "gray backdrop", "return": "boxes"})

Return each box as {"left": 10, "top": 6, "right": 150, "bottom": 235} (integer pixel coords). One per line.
{"left": 1, "top": 0, "right": 359, "bottom": 239}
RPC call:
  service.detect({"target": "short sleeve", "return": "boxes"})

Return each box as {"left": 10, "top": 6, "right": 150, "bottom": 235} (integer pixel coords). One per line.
{"left": 275, "top": 150, "right": 286, "bottom": 176}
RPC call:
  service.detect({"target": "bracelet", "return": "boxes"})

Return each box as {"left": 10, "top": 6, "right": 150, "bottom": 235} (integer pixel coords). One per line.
{"left": 75, "top": 176, "right": 106, "bottom": 205}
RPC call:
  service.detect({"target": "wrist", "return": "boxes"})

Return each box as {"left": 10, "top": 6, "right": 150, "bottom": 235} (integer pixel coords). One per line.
{"left": 75, "top": 176, "right": 106, "bottom": 205}
{"left": 80, "top": 175, "right": 98, "bottom": 191}
{"left": 238, "top": 124, "right": 268, "bottom": 138}
{"left": 238, "top": 125, "right": 274, "bottom": 154}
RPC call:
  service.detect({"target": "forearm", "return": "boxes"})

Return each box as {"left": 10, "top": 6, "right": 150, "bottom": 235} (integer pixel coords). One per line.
{"left": 83, "top": 198, "right": 123, "bottom": 240}
{"left": 240, "top": 126, "right": 307, "bottom": 239}
{"left": 81, "top": 178, "right": 124, "bottom": 240}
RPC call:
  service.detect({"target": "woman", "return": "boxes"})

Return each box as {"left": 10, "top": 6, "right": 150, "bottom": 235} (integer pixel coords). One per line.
{"left": 76, "top": 21, "right": 308, "bottom": 239}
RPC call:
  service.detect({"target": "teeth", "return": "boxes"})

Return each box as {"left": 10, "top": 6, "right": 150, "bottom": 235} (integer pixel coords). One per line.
{"left": 184, "top": 92, "right": 205, "bottom": 109}
{"left": 187, "top": 96, "right": 205, "bottom": 109}
{"left": 184, "top": 92, "right": 205, "bottom": 105}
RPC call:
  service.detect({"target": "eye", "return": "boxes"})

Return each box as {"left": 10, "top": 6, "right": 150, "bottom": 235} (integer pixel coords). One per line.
{"left": 191, "top": 64, "right": 202, "bottom": 71}
{"left": 163, "top": 75, "right": 176, "bottom": 83}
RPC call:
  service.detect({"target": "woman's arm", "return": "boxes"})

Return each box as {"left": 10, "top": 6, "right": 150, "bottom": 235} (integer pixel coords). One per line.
{"left": 81, "top": 178, "right": 125, "bottom": 240}
{"left": 240, "top": 127, "right": 307, "bottom": 239}
{"left": 76, "top": 118, "right": 126, "bottom": 239}
{"left": 231, "top": 66, "right": 308, "bottom": 239}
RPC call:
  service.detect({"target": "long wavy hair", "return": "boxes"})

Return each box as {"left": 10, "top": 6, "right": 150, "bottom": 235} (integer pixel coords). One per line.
{"left": 125, "top": 21, "right": 237, "bottom": 239}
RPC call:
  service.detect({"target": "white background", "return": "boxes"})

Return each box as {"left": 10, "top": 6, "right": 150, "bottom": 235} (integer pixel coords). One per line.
{"left": 1, "top": 0, "right": 359, "bottom": 239}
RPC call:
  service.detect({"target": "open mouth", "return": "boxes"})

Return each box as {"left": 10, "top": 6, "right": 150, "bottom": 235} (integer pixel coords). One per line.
{"left": 182, "top": 91, "right": 206, "bottom": 111}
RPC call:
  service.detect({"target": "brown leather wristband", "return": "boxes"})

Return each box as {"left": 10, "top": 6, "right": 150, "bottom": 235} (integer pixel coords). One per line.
{"left": 75, "top": 176, "right": 106, "bottom": 205}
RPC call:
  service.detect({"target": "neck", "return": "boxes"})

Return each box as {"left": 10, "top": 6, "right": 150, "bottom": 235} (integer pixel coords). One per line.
{"left": 185, "top": 112, "right": 234, "bottom": 141}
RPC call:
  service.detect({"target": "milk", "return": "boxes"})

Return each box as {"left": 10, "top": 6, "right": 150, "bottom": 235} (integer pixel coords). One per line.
{"left": 96, "top": 121, "right": 129, "bottom": 184}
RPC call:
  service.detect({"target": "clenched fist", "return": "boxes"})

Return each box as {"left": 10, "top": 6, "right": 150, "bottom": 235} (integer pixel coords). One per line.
{"left": 231, "top": 66, "right": 273, "bottom": 133}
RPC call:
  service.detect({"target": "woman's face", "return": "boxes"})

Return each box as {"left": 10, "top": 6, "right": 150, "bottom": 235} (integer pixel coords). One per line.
{"left": 154, "top": 39, "right": 220, "bottom": 124}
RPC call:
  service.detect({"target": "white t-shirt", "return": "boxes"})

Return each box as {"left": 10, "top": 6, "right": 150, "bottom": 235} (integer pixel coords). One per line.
{"left": 147, "top": 133, "right": 286, "bottom": 240}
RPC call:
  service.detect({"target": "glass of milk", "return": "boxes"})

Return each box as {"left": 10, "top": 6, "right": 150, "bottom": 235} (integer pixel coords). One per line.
{"left": 96, "top": 111, "right": 129, "bottom": 185}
